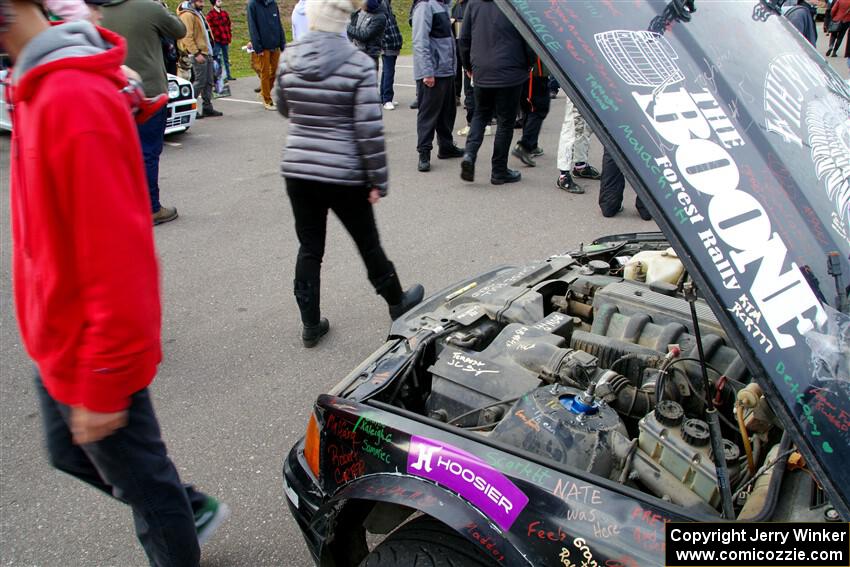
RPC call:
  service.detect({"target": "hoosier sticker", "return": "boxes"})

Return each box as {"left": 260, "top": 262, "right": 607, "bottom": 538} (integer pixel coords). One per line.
{"left": 407, "top": 435, "right": 529, "bottom": 531}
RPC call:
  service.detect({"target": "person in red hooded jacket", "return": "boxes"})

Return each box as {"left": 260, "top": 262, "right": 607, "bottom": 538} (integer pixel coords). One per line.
{"left": 827, "top": 0, "right": 850, "bottom": 56}
{"left": 1, "top": 2, "right": 227, "bottom": 564}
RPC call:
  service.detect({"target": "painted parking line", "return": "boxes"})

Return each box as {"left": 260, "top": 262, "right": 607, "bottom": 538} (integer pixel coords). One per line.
{"left": 219, "top": 84, "right": 415, "bottom": 106}
{"left": 217, "top": 97, "right": 264, "bottom": 105}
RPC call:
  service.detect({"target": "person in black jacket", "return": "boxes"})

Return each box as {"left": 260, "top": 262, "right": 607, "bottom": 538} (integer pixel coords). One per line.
{"left": 348, "top": 0, "right": 387, "bottom": 67}
{"left": 247, "top": 0, "right": 285, "bottom": 110}
{"left": 458, "top": 0, "right": 533, "bottom": 185}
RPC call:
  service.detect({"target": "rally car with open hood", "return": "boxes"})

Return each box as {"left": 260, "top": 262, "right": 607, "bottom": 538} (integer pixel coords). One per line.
{"left": 282, "top": 0, "right": 850, "bottom": 565}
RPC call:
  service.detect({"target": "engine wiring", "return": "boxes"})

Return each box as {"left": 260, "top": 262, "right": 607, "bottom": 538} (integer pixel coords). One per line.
{"left": 386, "top": 323, "right": 458, "bottom": 406}
{"left": 732, "top": 448, "right": 797, "bottom": 501}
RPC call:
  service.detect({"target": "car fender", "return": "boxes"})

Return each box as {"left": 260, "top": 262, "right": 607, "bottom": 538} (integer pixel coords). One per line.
{"left": 316, "top": 473, "right": 538, "bottom": 566}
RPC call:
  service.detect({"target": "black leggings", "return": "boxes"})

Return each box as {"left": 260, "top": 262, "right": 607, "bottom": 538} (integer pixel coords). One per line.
{"left": 285, "top": 177, "right": 393, "bottom": 285}
{"left": 828, "top": 21, "right": 850, "bottom": 56}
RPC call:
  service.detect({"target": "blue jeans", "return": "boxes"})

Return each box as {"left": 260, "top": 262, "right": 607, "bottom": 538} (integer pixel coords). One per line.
{"left": 380, "top": 54, "right": 397, "bottom": 104}
{"left": 136, "top": 106, "right": 168, "bottom": 213}
{"left": 212, "top": 42, "right": 232, "bottom": 79}
{"left": 37, "top": 378, "right": 206, "bottom": 567}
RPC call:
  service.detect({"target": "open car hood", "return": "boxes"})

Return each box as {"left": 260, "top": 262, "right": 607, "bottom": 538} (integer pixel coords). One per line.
{"left": 495, "top": 0, "right": 850, "bottom": 517}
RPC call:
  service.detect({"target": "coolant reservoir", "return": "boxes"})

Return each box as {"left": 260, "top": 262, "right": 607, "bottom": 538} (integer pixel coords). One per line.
{"left": 638, "top": 401, "right": 741, "bottom": 508}
{"left": 623, "top": 247, "right": 684, "bottom": 285}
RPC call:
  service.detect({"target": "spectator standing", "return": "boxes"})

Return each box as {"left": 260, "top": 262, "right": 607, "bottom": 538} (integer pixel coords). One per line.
{"left": 206, "top": 0, "right": 234, "bottom": 81}
{"left": 824, "top": 0, "right": 835, "bottom": 35}
{"left": 152, "top": 0, "right": 179, "bottom": 76}
{"left": 408, "top": 3, "right": 420, "bottom": 109}
{"left": 291, "top": 0, "right": 308, "bottom": 41}
{"left": 276, "top": 0, "right": 424, "bottom": 348}
{"left": 512, "top": 53, "right": 551, "bottom": 167}
{"left": 781, "top": 0, "right": 818, "bottom": 45}
{"left": 450, "top": 0, "right": 465, "bottom": 105}
{"left": 1, "top": 4, "right": 229, "bottom": 565}
{"left": 458, "top": 0, "right": 533, "bottom": 185}
{"left": 599, "top": 148, "right": 652, "bottom": 220}
{"left": 451, "top": 0, "right": 475, "bottom": 135}
{"left": 347, "top": 0, "right": 388, "bottom": 68}
{"left": 177, "top": 0, "right": 222, "bottom": 118}
{"left": 380, "top": 0, "right": 403, "bottom": 109}
{"left": 412, "top": 0, "right": 464, "bottom": 172}
{"left": 827, "top": 0, "right": 850, "bottom": 56}
{"left": 247, "top": 0, "right": 286, "bottom": 110}
{"left": 450, "top": 0, "right": 491, "bottom": 137}
{"left": 555, "top": 98, "right": 601, "bottom": 193}
{"left": 102, "top": 0, "right": 188, "bottom": 224}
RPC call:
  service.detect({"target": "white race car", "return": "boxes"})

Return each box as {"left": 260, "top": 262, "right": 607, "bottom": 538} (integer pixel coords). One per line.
{"left": 0, "top": 66, "right": 10, "bottom": 132}
{"left": 0, "top": 70, "right": 195, "bottom": 135}
{"left": 165, "top": 73, "right": 197, "bottom": 135}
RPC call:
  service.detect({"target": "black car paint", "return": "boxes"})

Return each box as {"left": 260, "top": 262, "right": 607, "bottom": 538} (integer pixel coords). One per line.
{"left": 284, "top": 393, "right": 699, "bottom": 567}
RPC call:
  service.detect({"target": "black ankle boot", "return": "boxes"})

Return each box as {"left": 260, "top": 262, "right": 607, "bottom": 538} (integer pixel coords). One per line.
{"left": 389, "top": 284, "right": 425, "bottom": 320}
{"left": 294, "top": 279, "right": 329, "bottom": 348}
{"left": 418, "top": 151, "right": 431, "bottom": 172}
{"left": 371, "top": 267, "right": 425, "bottom": 320}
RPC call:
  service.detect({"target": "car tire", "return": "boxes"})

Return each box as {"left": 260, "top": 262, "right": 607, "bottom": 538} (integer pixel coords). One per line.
{"left": 360, "top": 515, "right": 500, "bottom": 567}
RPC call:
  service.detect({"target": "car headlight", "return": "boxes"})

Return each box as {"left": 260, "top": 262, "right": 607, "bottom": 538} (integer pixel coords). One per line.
{"left": 181, "top": 85, "right": 191, "bottom": 97}
{"left": 168, "top": 81, "right": 179, "bottom": 99}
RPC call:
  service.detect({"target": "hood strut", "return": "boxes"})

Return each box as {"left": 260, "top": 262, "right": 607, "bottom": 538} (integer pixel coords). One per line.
{"left": 684, "top": 281, "right": 736, "bottom": 519}
{"left": 827, "top": 252, "right": 849, "bottom": 314}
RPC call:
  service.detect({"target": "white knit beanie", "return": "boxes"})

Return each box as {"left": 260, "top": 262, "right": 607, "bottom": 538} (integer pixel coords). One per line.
{"left": 307, "top": 0, "right": 358, "bottom": 33}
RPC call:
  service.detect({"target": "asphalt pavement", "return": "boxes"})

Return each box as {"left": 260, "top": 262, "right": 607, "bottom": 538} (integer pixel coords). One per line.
{"left": 1, "top": 48, "right": 848, "bottom": 567}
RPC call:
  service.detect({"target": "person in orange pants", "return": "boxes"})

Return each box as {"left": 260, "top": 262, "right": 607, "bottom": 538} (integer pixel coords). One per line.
{"left": 247, "top": 0, "right": 285, "bottom": 110}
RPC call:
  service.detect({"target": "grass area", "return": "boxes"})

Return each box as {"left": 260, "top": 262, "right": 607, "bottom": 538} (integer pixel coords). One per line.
{"left": 166, "top": 0, "right": 414, "bottom": 78}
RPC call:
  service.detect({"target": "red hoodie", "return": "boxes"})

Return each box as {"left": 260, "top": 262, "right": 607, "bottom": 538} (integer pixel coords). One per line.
{"left": 9, "top": 24, "right": 162, "bottom": 412}
{"left": 833, "top": 0, "right": 850, "bottom": 22}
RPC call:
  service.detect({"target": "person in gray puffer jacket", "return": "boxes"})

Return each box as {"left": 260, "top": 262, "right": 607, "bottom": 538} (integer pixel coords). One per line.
{"left": 276, "top": 0, "right": 424, "bottom": 349}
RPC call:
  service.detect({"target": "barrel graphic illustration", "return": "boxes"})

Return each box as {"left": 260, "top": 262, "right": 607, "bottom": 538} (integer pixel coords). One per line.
{"left": 594, "top": 30, "right": 684, "bottom": 93}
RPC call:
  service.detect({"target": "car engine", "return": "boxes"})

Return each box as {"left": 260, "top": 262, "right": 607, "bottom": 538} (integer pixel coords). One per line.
{"left": 364, "top": 235, "right": 814, "bottom": 519}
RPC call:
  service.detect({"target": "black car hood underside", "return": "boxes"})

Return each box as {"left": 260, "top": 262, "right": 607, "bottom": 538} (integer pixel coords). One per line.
{"left": 494, "top": 0, "right": 850, "bottom": 517}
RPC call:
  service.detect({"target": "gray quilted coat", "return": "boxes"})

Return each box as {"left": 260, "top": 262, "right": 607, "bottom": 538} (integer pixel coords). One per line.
{"left": 276, "top": 32, "right": 388, "bottom": 195}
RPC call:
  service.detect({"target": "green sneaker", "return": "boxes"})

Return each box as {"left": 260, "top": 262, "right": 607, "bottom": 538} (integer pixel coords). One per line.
{"left": 195, "top": 496, "right": 230, "bottom": 546}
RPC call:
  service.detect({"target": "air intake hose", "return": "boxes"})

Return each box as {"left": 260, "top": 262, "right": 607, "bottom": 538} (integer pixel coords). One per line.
{"left": 596, "top": 372, "right": 656, "bottom": 418}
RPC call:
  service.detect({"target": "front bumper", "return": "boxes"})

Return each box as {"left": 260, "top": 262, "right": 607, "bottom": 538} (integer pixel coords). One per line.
{"left": 282, "top": 438, "right": 325, "bottom": 565}
{"left": 165, "top": 98, "right": 197, "bottom": 135}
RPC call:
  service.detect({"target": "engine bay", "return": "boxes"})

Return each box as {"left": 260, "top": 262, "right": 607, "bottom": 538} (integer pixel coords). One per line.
{"left": 362, "top": 236, "right": 835, "bottom": 521}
